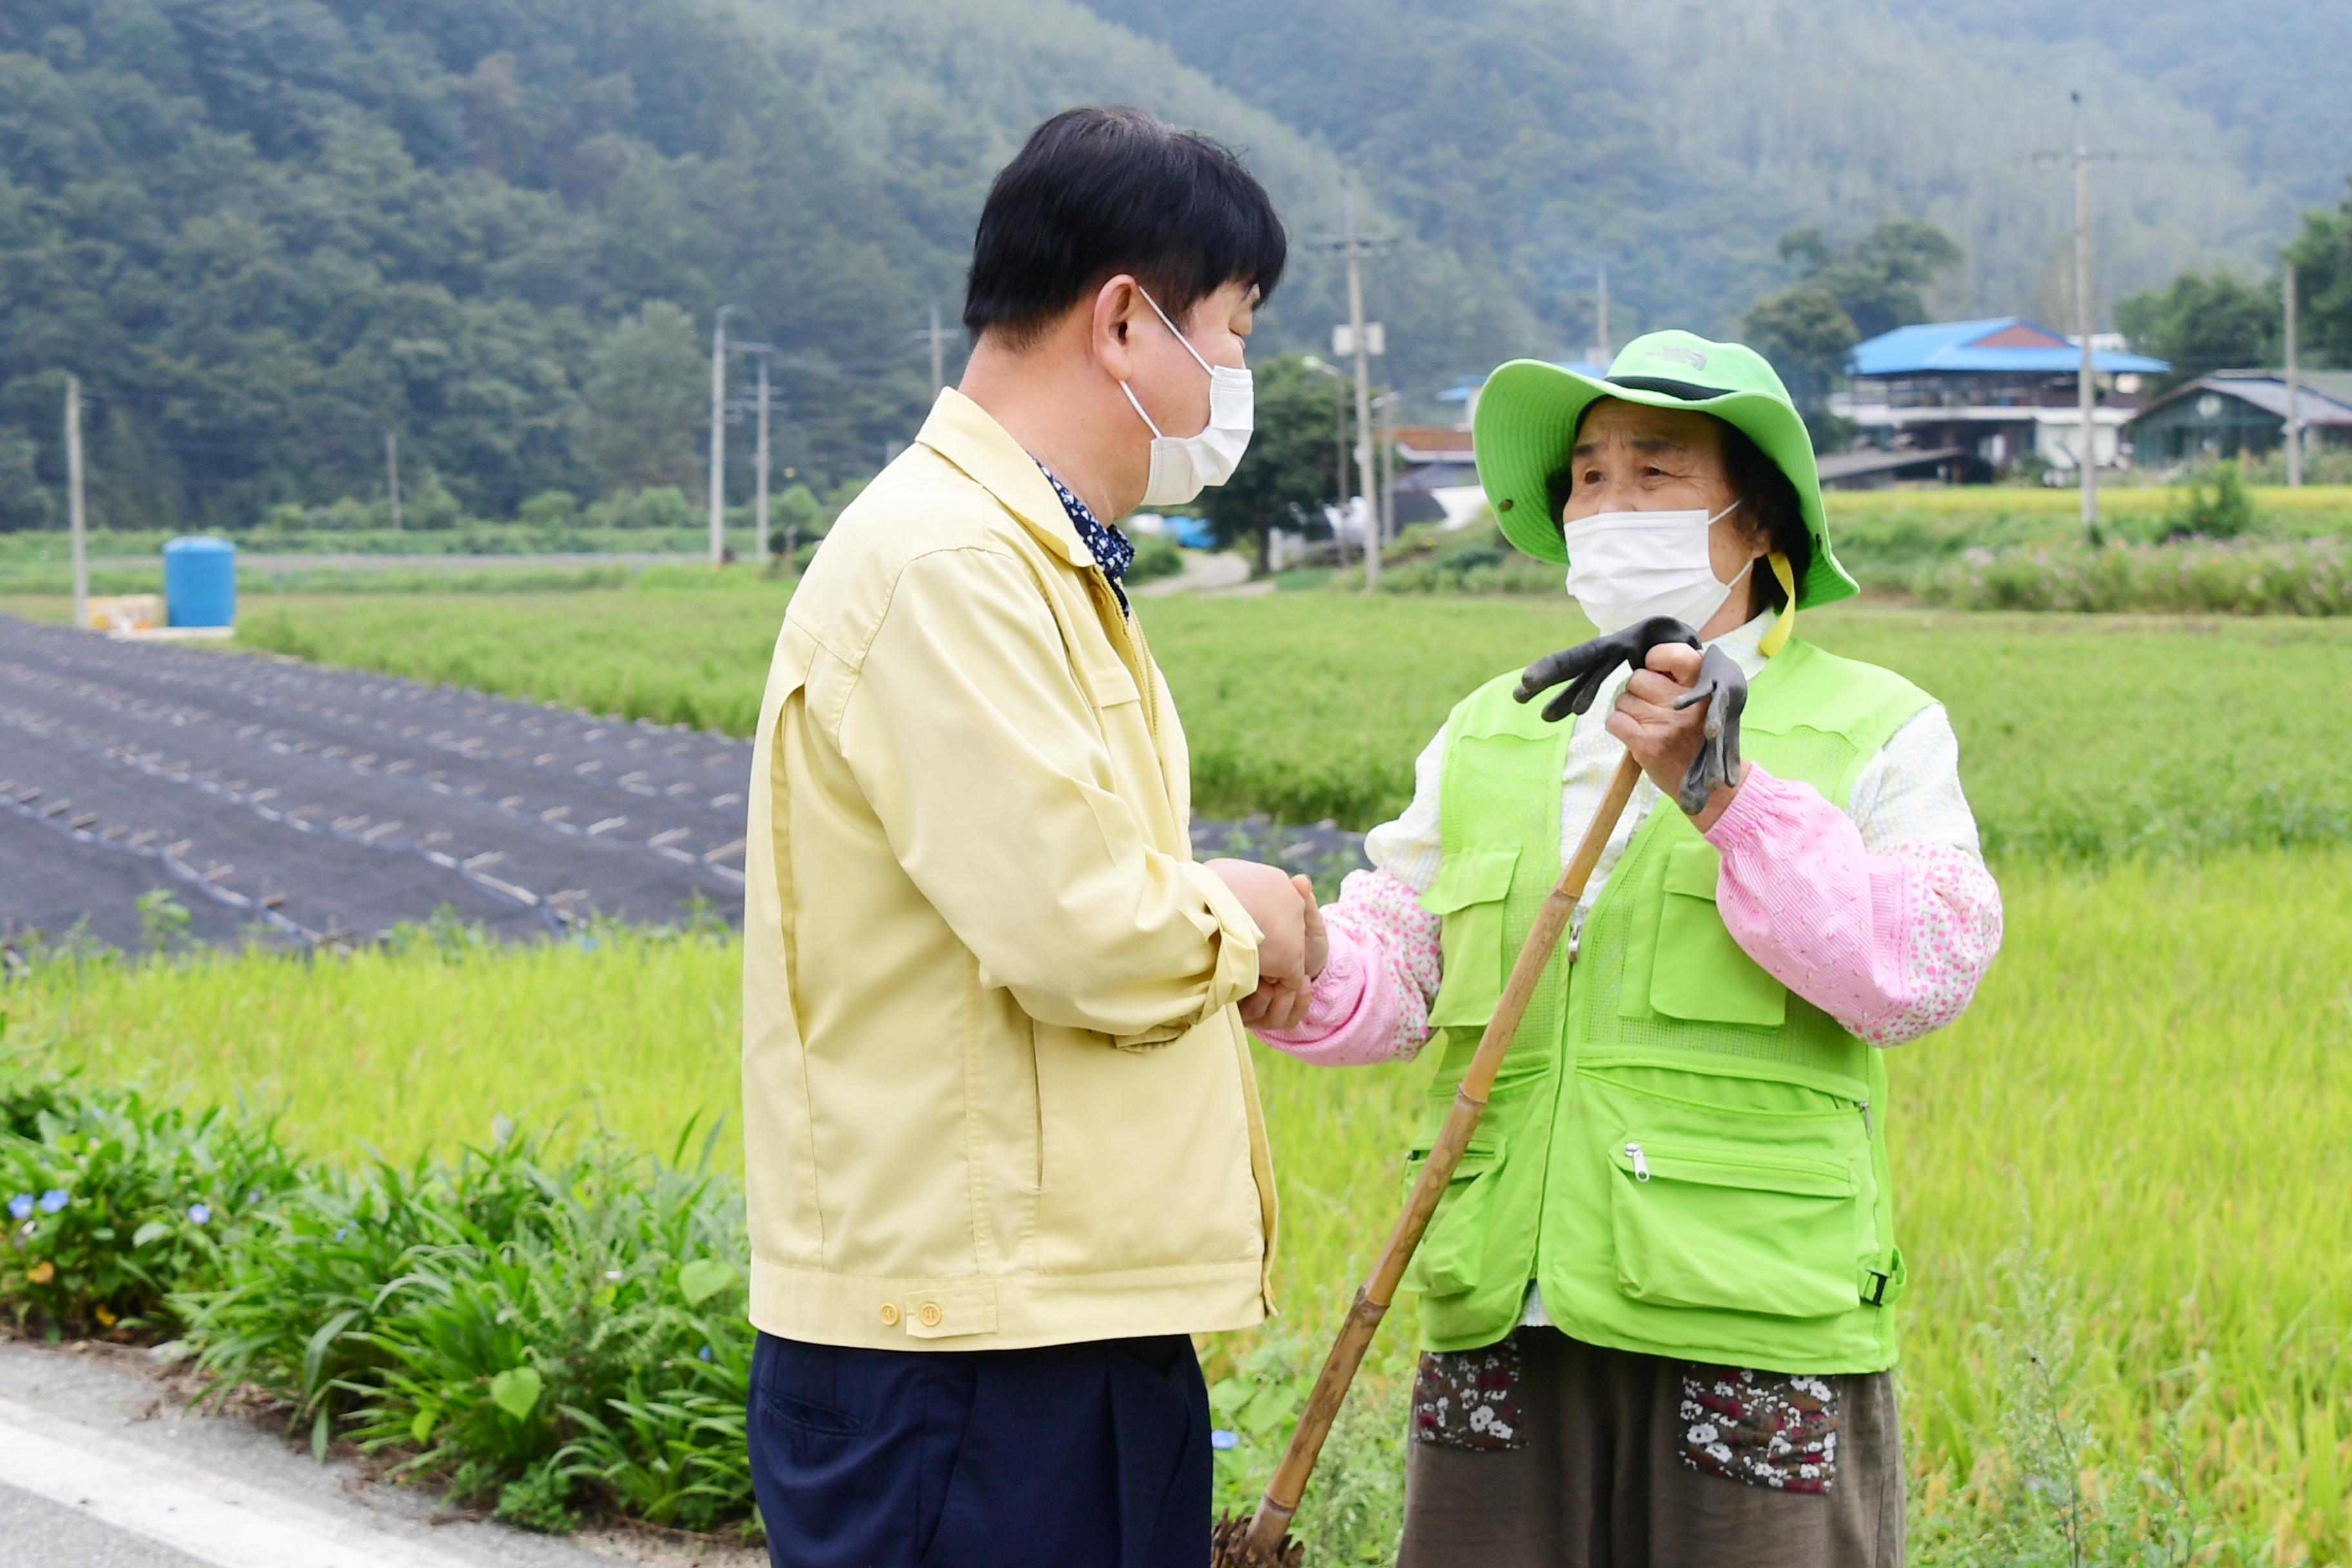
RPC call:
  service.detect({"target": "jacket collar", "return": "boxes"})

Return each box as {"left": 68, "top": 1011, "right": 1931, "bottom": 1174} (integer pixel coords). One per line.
{"left": 914, "top": 388, "right": 1096, "bottom": 570}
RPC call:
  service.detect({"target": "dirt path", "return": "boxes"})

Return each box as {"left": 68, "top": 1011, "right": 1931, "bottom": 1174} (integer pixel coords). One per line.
{"left": 1135, "top": 550, "right": 1251, "bottom": 597}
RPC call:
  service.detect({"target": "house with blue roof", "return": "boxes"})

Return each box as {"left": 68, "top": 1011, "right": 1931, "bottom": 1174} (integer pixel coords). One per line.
{"left": 1832, "top": 317, "right": 2170, "bottom": 480}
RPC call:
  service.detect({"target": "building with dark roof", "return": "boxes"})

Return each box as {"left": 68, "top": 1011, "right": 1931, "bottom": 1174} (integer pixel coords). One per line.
{"left": 1833, "top": 317, "right": 2169, "bottom": 476}
{"left": 2127, "top": 370, "right": 2352, "bottom": 466}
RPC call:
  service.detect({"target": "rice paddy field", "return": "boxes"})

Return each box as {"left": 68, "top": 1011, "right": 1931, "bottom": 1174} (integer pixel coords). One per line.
{"left": 6, "top": 574, "right": 2351, "bottom": 1560}
{"left": 204, "top": 587, "right": 2352, "bottom": 863}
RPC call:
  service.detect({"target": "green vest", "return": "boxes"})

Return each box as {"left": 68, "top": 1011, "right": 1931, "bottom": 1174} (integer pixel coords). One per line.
{"left": 1406, "top": 638, "right": 1931, "bottom": 1373}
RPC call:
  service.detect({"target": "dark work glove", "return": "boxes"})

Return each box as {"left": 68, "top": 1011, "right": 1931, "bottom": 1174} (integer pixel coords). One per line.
{"left": 1513, "top": 616, "right": 1704, "bottom": 723}
{"left": 1669, "top": 645, "right": 1747, "bottom": 814}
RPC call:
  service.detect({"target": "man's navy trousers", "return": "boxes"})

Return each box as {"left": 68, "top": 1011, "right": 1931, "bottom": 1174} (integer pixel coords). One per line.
{"left": 749, "top": 1329, "right": 1212, "bottom": 1567}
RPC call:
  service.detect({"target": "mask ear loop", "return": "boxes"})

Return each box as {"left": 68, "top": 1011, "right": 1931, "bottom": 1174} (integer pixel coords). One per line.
{"left": 1758, "top": 551, "right": 1797, "bottom": 658}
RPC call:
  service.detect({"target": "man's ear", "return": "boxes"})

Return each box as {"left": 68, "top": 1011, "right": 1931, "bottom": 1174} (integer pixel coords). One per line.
{"left": 1090, "top": 274, "right": 1145, "bottom": 384}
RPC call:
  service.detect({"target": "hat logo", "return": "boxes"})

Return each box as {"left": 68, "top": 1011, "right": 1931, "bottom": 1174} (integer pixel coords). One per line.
{"left": 1649, "top": 346, "right": 1707, "bottom": 370}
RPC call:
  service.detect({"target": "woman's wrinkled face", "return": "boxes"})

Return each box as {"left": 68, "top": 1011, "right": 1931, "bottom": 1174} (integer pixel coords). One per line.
{"left": 1562, "top": 398, "right": 1767, "bottom": 589}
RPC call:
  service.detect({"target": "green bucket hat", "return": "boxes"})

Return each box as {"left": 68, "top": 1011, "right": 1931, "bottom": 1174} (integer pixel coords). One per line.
{"left": 1471, "top": 329, "right": 1859, "bottom": 609}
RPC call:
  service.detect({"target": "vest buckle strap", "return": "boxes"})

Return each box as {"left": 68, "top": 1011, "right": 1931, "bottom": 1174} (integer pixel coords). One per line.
{"left": 1862, "top": 1268, "right": 1893, "bottom": 1307}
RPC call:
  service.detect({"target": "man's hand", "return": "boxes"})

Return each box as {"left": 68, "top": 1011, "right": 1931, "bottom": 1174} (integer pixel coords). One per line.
{"left": 1208, "top": 863, "right": 1324, "bottom": 1032}
{"left": 1605, "top": 643, "right": 1749, "bottom": 828}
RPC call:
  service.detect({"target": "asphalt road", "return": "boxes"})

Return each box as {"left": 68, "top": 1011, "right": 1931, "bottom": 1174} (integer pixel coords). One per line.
{"left": 0, "top": 614, "right": 750, "bottom": 952}
{"left": 0, "top": 1339, "right": 758, "bottom": 1568}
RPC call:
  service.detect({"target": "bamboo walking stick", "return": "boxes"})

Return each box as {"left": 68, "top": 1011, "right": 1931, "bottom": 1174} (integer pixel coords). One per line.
{"left": 1216, "top": 618, "right": 1745, "bottom": 1567}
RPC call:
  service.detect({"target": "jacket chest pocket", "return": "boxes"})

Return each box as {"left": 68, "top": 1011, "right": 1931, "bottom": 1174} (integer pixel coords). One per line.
{"left": 1642, "top": 840, "right": 1787, "bottom": 1028}
{"left": 1421, "top": 845, "right": 1520, "bottom": 1030}
{"left": 1073, "top": 645, "right": 1165, "bottom": 802}
{"left": 1075, "top": 643, "right": 1143, "bottom": 722}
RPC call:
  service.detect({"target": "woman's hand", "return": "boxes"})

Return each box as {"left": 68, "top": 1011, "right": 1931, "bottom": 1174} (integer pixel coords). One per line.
{"left": 1606, "top": 643, "right": 1748, "bottom": 830}
{"left": 1237, "top": 876, "right": 1326, "bottom": 1033}
{"left": 1211, "top": 864, "right": 1328, "bottom": 1032}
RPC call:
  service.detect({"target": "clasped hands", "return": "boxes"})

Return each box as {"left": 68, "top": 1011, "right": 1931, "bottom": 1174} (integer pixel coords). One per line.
{"left": 1205, "top": 859, "right": 1327, "bottom": 1032}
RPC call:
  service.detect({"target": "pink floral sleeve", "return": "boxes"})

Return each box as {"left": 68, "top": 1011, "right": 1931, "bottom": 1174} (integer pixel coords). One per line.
{"left": 1703, "top": 765, "right": 2003, "bottom": 1046}
{"left": 1255, "top": 868, "right": 1442, "bottom": 1065}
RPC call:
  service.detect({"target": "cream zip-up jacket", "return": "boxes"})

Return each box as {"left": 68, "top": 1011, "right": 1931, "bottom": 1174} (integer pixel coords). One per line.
{"left": 742, "top": 389, "right": 1278, "bottom": 1351}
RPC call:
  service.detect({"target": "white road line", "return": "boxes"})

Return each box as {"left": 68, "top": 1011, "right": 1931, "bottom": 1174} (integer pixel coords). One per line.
{"left": 0, "top": 1393, "right": 480, "bottom": 1568}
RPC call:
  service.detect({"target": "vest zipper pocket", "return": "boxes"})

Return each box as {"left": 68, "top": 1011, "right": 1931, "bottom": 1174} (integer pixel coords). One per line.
{"left": 1606, "top": 1136, "right": 1861, "bottom": 1318}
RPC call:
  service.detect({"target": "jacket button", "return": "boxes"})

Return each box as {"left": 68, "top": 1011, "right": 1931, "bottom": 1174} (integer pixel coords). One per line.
{"left": 918, "top": 1302, "right": 944, "bottom": 1328}
{"left": 879, "top": 1303, "right": 901, "bottom": 1327}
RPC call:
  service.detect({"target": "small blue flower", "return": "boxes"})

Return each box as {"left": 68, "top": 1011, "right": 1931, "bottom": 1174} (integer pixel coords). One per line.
{"left": 334, "top": 1226, "right": 351, "bottom": 1240}
{"left": 187, "top": 1202, "right": 211, "bottom": 1225}
{"left": 5, "top": 1194, "right": 29, "bottom": 1222}
{"left": 246, "top": 1189, "right": 264, "bottom": 1206}
{"left": 696, "top": 1344, "right": 714, "bottom": 1362}
{"left": 1210, "top": 1429, "right": 1240, "bottom": 1451}
{"left": 37, "top": 1190, "right": 68, "bottom": 1214}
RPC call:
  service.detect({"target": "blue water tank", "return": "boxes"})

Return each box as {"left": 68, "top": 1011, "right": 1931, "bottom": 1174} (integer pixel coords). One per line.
{"left": 162, "top": 536, "right": 237, "bottom": 628}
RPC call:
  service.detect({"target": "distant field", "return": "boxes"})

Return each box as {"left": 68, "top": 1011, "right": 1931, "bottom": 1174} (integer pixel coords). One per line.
{"left": 15, "top": 847, "right": 2347, "bottom": 1559}
{"left": 1824, "top": 483, "right": 2352, "bottom": 579}
{"left": 172, "top": 588, "right": 2352, "bottom": 863}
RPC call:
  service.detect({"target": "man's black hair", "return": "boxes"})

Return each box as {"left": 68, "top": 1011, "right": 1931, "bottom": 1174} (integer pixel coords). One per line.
{"left": 964, "top": 106, "right": 1287, "bottom": 348}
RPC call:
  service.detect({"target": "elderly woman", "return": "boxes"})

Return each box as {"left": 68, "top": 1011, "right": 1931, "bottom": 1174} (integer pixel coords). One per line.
{"left": 1260, "top": 332, "right": 2003, "bottom": 1566}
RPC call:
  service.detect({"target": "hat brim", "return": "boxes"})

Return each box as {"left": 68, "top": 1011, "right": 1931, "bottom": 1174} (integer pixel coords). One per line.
{"left": 1471, "top": 359, "right": 1859, "bottom": 610}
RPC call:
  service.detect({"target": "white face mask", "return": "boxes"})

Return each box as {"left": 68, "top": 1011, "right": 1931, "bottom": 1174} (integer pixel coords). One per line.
{"left": 1561, "top": 502, "right": 1750, "bottom": 635}
{"left": 1121, "top": 287, "right": 1253, "bottom": 507}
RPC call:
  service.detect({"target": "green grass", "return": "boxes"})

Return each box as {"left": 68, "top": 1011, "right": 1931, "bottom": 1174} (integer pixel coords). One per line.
{"left": 202, "top": 586, "right": 2352, "bottom": 858}
{"left": 84, "top": 591, "right": 2333, "bottom": 859}
{"left": 5, "top": 929, "right": 743, "bottom": 1167}
{"left": 9, "top": 847, "right": 2347, "bottom": 1557}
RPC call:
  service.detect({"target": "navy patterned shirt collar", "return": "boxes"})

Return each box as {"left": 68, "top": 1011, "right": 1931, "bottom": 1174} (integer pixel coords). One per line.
{"left": 1035, "top": 461, "right": 1134, "bottom": 615}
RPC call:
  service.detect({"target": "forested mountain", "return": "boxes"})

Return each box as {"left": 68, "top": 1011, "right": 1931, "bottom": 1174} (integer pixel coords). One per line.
{"left": 0, "top": 0, "right": 2338, "bottom": 533}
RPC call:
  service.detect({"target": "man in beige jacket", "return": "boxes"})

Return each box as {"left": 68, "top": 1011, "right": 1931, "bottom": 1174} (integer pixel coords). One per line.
{"left": 741, "top": 108, "right": 1314, "bottom": 1567}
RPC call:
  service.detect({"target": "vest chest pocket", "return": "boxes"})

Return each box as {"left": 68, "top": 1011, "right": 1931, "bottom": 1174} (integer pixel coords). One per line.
{"left": 1422, "top": 845, "right": 1520, "bottom": 1030}
{"left": 1607, "top": 1137, "right": 1860, "bottom": 1319}
{"left": 1645, "top": 839, "right": 1787, "bottom": 1028}
{"left": 1398, "top": 1137, "right": 1505, "bottom": 1298}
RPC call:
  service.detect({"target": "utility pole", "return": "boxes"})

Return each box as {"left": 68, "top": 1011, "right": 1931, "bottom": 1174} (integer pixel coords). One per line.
{"left": 2284, "top": 265, "right": 2303, "bottom": 489}
{"left": 1332, "top": 377, "right": 1348, "bottom": 565}
{"left": 1342, "top": 186, "right": 1380, "bottom": 590}
{"left": 2036, "top": 108, "right": 2124, "bottom": 534}
{"left": 709, "top": 304, "right": 734, "bottom": 567}
{"left": 755, "top": 353, "right": 772, "bottom": 560}
{"left": 385, "top": 431, "right": 402, "bottom": 531}
{"left": 727, "top": 338, "right": 777, "bottom": 562}
{"left": 65, "top": 375, "right": 86, "bottom": 632}
{"left": 929, "top": 302, "right": 946, "bottom": 398}
{"left": 1375, "top": 391, "right": 1396, "bottom": 545}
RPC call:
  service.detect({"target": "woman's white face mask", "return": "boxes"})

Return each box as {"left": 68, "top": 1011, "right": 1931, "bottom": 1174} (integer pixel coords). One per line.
{"left": 1560, "top": 501, "right": 1750, "bottom": 635}
{"left": 1121, "top": 287, "right": 1253, "bottom": 507}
